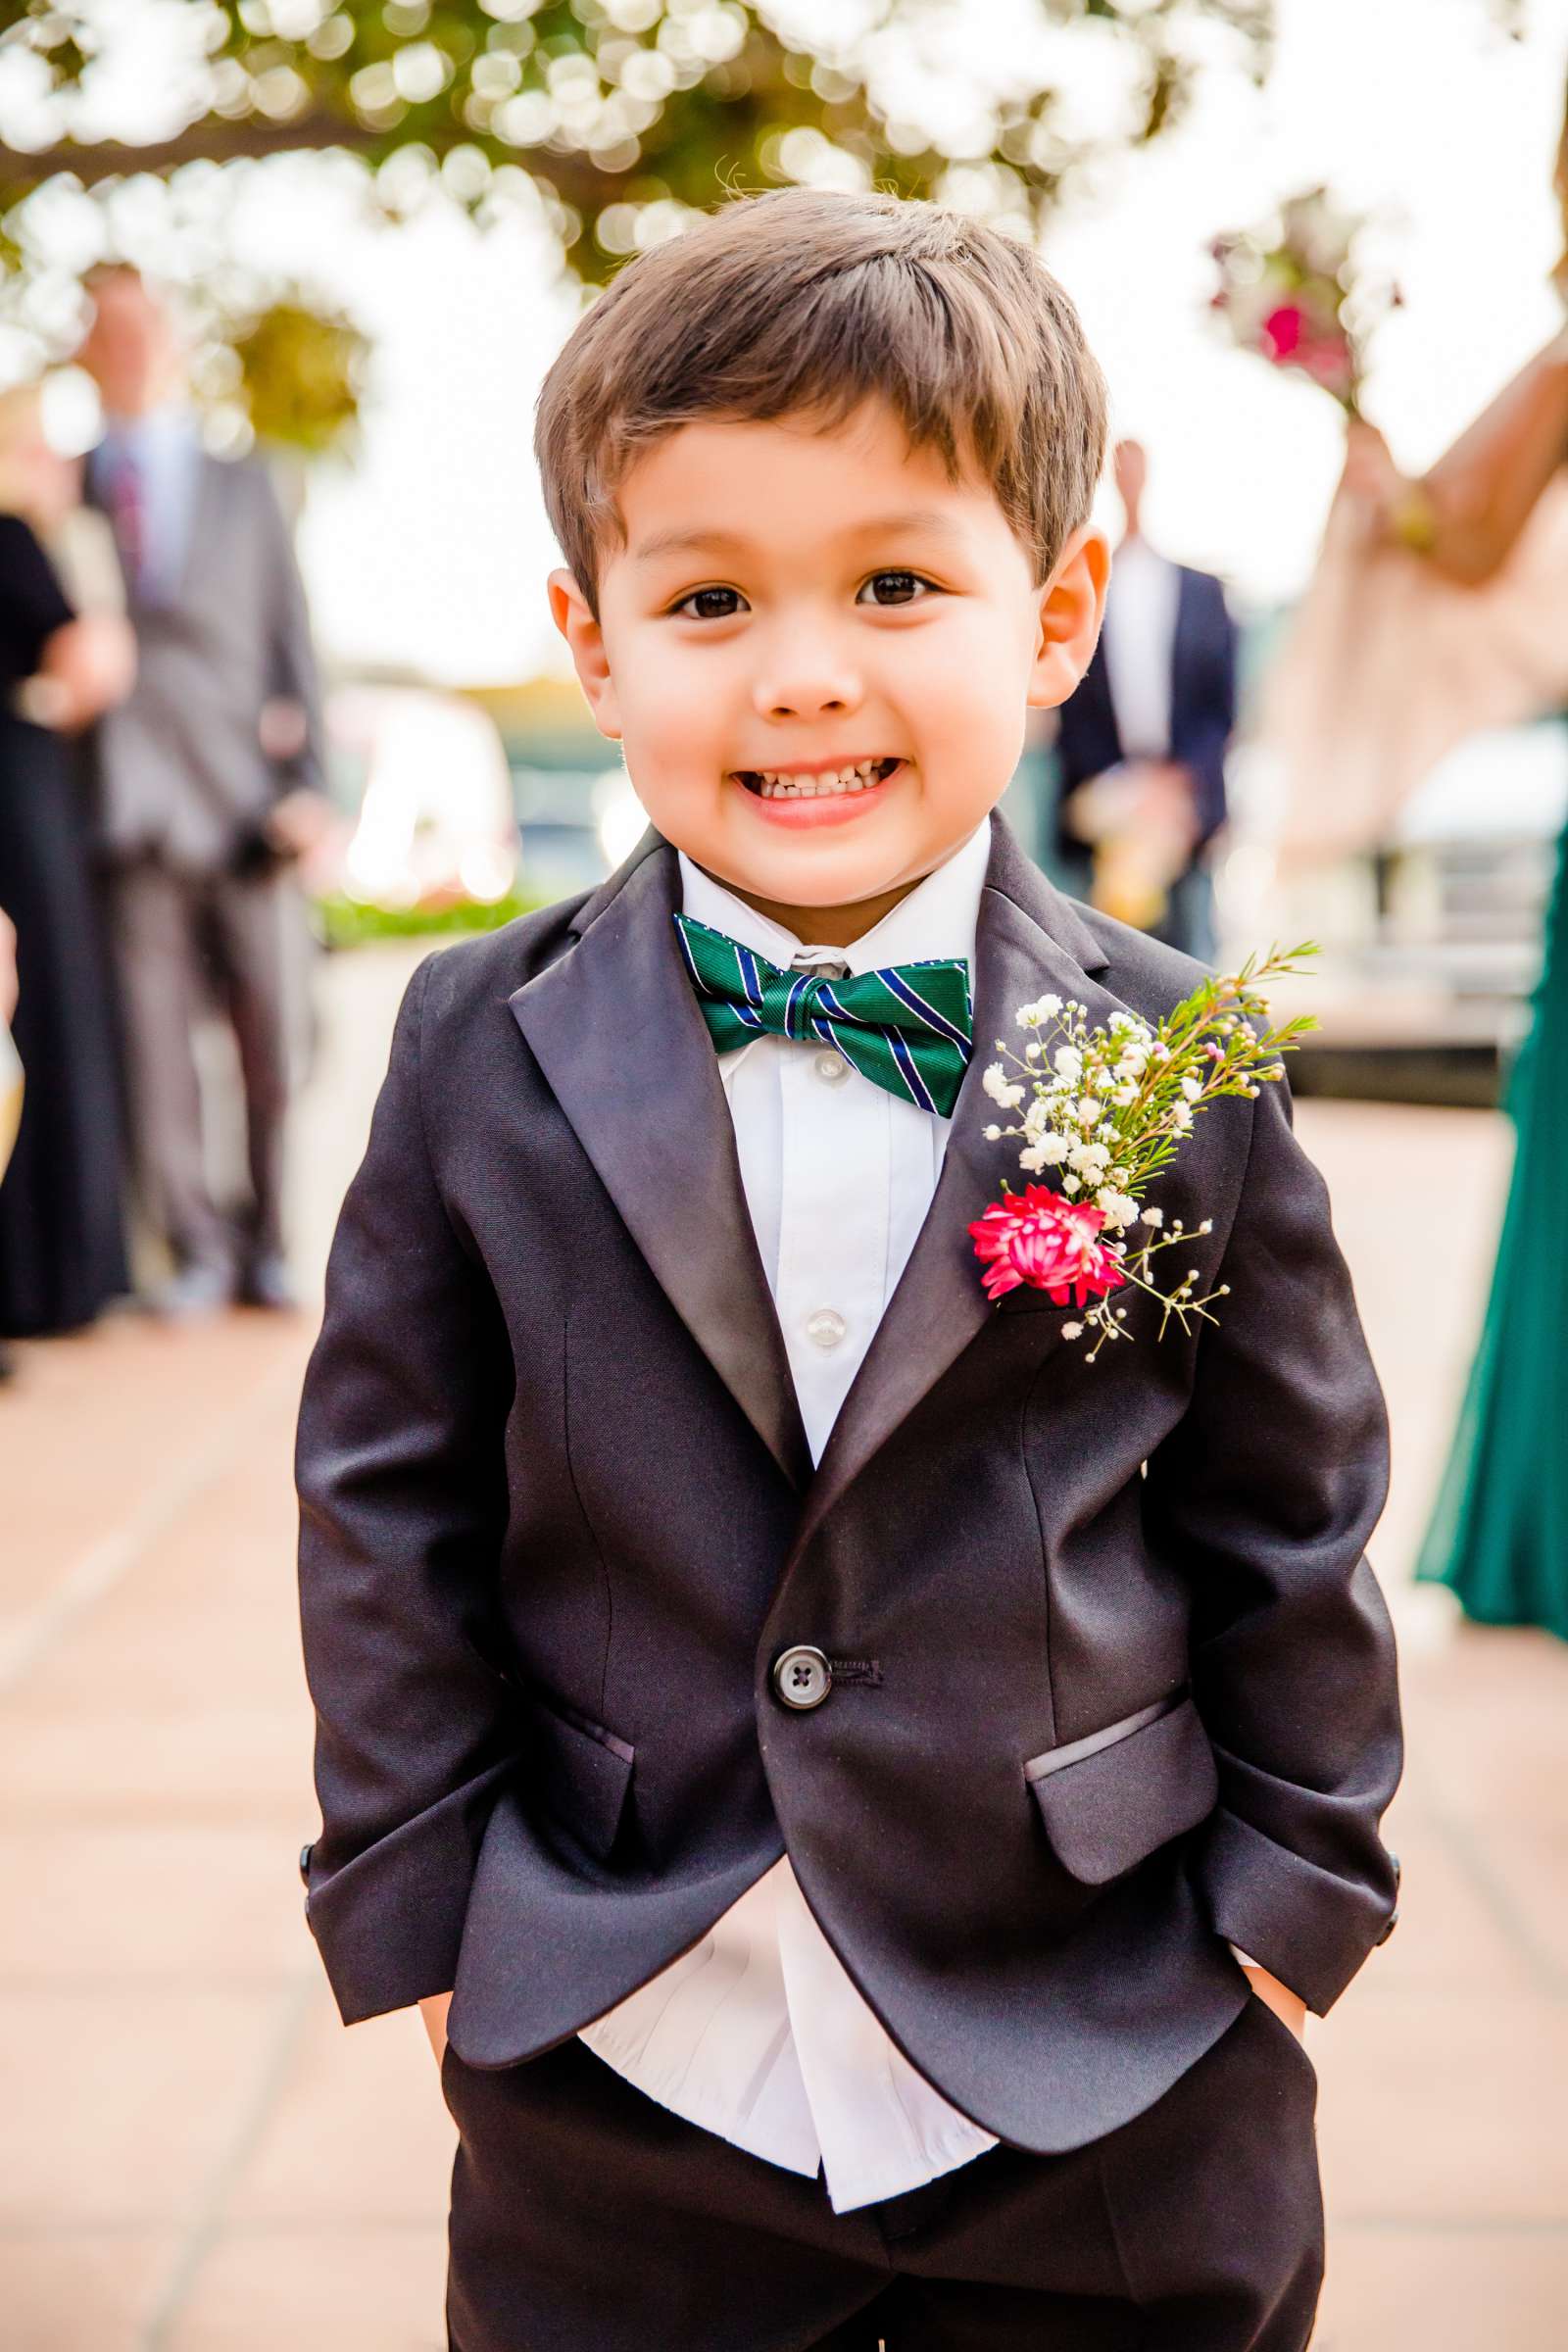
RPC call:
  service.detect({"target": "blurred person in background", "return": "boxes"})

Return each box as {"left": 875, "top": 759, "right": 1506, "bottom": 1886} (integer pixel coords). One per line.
{"left": 75, "top": 266, "right": 329, "bottom": 1321}
{"left": 1054, "top": 438, "right": 1238, "bottom": 960}
{"left": 0, "top": 385, "right": 136, "bottom": 1370}
{"left": 1341, "top": 118, "right": 1568, "bottom": 1640}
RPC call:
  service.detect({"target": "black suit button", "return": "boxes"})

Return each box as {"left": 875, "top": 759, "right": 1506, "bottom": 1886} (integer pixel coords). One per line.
{"left": 772, "top": 1645, "right": 832, "bottom": 1711}
{"left": 1376, "top": 1906, "right": 1398, "bottom": 1947}
{"left": 299, "top": 1842, "right": 314, "bottom": 1887}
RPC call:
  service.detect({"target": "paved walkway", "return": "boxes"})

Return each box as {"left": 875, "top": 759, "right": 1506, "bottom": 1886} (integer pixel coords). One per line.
{"left": 2, "top": 944, "right": 1564, "bottom": 2348}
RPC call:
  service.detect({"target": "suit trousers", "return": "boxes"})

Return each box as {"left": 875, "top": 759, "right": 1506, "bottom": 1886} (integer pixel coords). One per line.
{"left": 441, "top": 1994, "right": 1323, "bottom": 2352}
{"left": 104, "top": 856, "right": 292, "bottom": 1273}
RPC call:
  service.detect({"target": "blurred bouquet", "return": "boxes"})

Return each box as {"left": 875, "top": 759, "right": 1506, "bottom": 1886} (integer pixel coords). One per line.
{"left": 1209, "top": 187, "right": 1399, "bottom": 416}
{"left": 1059, "top": 761, "right": 1198, "bottom": 932}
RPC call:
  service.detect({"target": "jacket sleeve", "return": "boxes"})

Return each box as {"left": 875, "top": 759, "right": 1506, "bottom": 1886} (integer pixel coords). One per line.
{"left": 1144, "top": 1077, "right": 1402, "bottom": 2013}
{"left": 296, "top": 955, "right": 517, "bottom": 2024}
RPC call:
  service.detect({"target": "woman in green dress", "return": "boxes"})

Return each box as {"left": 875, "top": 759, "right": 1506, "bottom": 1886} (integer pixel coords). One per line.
{"left": 1346, "top": 222, "right": 1568, "bottom": 1634}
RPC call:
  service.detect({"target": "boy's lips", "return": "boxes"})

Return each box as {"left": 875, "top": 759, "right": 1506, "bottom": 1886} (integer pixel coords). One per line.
{"left": 730, "top": 756, "right": 906, "bottom": 827}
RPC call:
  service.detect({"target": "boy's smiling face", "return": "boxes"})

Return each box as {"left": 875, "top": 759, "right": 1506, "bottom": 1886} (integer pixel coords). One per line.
{"left": 551, "top": 398, "right": 1107, "bottom": 942}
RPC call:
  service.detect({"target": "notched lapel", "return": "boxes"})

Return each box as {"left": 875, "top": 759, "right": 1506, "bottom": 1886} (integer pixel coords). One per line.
{"left": 795, "top": 820, "right": 1121, "bottom": 1549}
{"left": 508, "top": 840, "right": 811, "bottom": 1490}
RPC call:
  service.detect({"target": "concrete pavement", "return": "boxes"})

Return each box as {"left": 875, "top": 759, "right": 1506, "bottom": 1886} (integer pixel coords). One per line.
{"left": 2, "top": 941, "right": 1563, "bottom": 2348}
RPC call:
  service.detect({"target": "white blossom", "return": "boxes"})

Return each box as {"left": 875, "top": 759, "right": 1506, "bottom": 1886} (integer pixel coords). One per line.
{"left": 1061, "top": 1322, "right": 1084, "bottom": 1340}
{"left": 1141, "top": 1204, "right": 1163, "bottom": 1227}
{"left": 1111, "top": 1084, "right": 1137, "bottom": 1106}
{"left": 1068, "top": 1140, "right": 1111, "bottom": 1178}
{"left": 1022, "top": 1096, "right": 1053, "bottom": 1144}
{"left": 1096, "top": 1189, "right": 1141, "bottom": 1231}
{"left": 983, "top": 1062, "right": 1024, "bottom": 1110}
{"left": 1053, "top": 1044, "right": 1083, "bottom": 1082}
{"left": 1169, "top": 1101, "right": 1193, "bottom": 1132}
{"left": 1180, "top": 1076, "right": 1203, "bottom": 1103}
{"left": 1024, "top": 1041, "right": 1042, "bottom": 1064}
{"left": 983, "top": 1124, "right": 1002, "bottom": 1141}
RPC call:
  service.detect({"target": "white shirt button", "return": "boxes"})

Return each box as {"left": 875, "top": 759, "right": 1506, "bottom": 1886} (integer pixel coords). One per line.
{"left": 805, "top": 1307, "right": 848, "bottom": 1350}
{"left": 814, "top": 1051, "right": 849, "bottom": 1084}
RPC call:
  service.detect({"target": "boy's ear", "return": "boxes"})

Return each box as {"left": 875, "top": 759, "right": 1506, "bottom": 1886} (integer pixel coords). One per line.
{"left": 548, "top": 566, "right": 622, "bottom": 742}
{"left": 1026, "top": 522, "right": 1111, "bottom": 712}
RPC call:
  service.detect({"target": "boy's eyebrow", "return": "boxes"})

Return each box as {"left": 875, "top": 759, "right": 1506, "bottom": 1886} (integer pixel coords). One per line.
{"left": 630, "top": 511, "right": 969, "bottom": 564}
{"left": 630, "top": 526, "right": 752, "bottom": 564}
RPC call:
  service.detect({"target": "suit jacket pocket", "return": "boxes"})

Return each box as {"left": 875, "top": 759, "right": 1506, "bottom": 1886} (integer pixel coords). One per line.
{"left": 1025, "top": 1690, "right": 1217, "bottom": 1886}
{"left": 524, "top": 1690, "right": 634, "bottom": 1863}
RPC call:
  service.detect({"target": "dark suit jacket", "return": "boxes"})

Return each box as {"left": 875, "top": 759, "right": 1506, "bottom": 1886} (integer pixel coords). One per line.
{"left": 295, "top": 815, "right": 1400, "bottom": 2157}
{"left": 1055, "top": 564, "right": 1238, "bottom": 858}
{"left": 85, "top": 448, "right": 324, "bottom": 871}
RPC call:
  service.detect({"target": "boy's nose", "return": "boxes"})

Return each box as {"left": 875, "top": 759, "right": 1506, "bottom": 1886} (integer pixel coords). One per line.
{"left": 752, "top": 642, "right": 862, "bottom": 722}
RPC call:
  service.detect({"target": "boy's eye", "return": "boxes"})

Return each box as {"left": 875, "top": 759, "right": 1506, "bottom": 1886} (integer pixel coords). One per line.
{"left": 672, "top": 586, "right": 747, "bottom": 620}
{"left": 858, "top": 570, "right": 938, "bottom": 607}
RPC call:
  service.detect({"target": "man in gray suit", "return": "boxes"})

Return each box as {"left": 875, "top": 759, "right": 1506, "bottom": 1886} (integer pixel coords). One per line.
{"left": 77, "top": 267, "right": 327, "bottom": 1317}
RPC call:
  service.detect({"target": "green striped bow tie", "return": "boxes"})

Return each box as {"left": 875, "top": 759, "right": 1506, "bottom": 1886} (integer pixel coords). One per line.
{"left": 674, "top": 912, "right": 973, "bottom": 1117}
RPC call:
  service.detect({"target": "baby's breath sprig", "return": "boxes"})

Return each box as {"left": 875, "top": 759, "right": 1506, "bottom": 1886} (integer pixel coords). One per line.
{"left": 972, "top": 947, "right": 1319, "bottom": 1357}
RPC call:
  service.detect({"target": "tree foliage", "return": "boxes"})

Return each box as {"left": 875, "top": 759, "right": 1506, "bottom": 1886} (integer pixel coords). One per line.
{"left": 1, "top": 1, "right": 1277, "bottom": 282}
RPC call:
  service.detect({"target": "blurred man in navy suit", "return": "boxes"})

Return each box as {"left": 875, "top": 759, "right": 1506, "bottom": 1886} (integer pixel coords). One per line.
{"left": 1055, "top": 440, "right": 1238, "bottom": 962}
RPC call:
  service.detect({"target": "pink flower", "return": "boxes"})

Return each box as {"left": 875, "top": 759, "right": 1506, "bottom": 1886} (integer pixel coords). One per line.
{"left": 1261, "top": 304, "right": 1304, "bottom": 360}
{"left": 1300, "top": 336, "right": 1352, "bottom": 395}
{"left": 968, "top": 1186, "right": 1129, "bottom": 1309}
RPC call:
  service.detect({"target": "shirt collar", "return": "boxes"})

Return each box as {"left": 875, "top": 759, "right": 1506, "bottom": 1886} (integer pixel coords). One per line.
{"left": 677, "top": 818, "right": 989, "bottom": 977}
{"left": 98, "top": 405, "right": 198, "bottom": 461}
{"left": 1113, "top": 533, "right": 1172, "bottom": 577}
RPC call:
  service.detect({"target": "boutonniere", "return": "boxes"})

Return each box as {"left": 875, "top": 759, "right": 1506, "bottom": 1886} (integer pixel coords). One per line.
{"left": 968, "top": 948, "right": 1318, "bottom": 1360}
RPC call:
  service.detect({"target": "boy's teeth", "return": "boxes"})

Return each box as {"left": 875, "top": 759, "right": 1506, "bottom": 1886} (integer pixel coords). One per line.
{"left": 751, "top": 758, "right": 893, "bottom": 800}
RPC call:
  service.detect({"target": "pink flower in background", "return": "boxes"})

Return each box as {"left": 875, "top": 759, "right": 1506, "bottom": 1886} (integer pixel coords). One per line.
{"left": 1301, "top": 339, "right": 1353, "bottom": 397}
{"left": 969, "top": 1187, "right": 1127, "bottom": 1309}
{"left": 1209, "top": 186, "right": 1397, "bottom": 419}
{"left": 1262, "top": 304, "right": 1304, "bottom": 360}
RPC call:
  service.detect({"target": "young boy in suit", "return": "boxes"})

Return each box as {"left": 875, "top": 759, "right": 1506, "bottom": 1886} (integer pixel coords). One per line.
{"left": 296, "top": 188, "right": 1401, "bottom": 2352}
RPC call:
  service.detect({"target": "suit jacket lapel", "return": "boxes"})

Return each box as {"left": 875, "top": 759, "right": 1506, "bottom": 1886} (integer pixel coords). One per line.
{"left": 794, "top": 816, "right": 1115, "bottom": 1553}
{"left": 1169, "top": 564, "right": 1200, "bottom": 731}
{"left": 509, "top": 833, "right": 811, "bottom": 1490}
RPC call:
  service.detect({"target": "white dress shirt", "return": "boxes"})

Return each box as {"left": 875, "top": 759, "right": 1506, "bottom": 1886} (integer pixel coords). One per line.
{"left": 580, "top": 821, "right": 1000, "bottom": 2213}
{"left": 1101, "top": 532, "right": 1181, "bottom": 760}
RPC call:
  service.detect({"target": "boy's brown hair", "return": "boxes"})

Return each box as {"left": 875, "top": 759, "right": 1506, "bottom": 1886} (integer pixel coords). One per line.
{"left": 535, "top": 187, "right": 1107, "bottom": 614}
